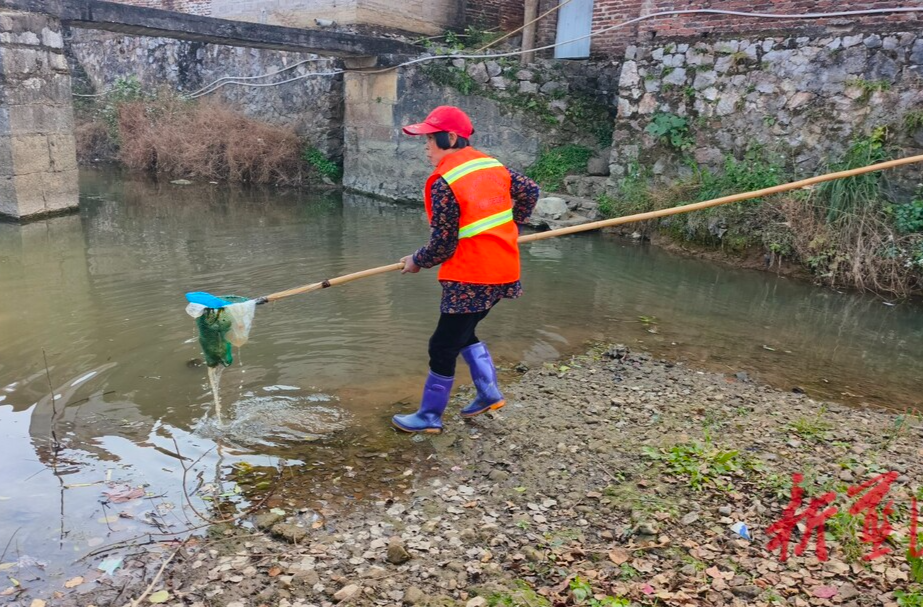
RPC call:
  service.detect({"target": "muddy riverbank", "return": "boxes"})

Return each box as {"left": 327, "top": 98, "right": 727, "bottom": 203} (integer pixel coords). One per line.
{"left": 29, "top": 342, "right": 919, "bottom": 607}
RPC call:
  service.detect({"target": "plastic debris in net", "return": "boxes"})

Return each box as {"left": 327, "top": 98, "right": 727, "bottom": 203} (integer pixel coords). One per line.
{"left": 185, "top": 295, "right": 255, "bottom": 367}
{"left": 185, "top": 303, "right": 207, "bottom": 318}
{"left": 225, "top": 299, "right": 257, "bottom": 347}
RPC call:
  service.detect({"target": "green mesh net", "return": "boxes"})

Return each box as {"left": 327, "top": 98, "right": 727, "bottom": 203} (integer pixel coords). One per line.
{"left": 188, "top": 295, "right": 255, "bottom": 367}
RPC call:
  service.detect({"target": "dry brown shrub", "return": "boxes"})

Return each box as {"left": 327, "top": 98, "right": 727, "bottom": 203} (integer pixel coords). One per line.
{"left": 74, "top": 119, "right": 117, "bottom": 164}
{"left": 775, "top": 194, "right": 921, "bottom": 297}
{"left": 117, "top": 99, "right": 303, "bottom": 185}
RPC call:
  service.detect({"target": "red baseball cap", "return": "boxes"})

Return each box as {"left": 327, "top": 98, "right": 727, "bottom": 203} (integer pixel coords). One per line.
{"left": 402, "top": 105, "right": 474, "bottom": 138}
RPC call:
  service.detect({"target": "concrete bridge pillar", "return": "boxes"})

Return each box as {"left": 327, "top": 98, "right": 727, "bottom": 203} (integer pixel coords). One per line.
{"left": 343, "top": 69, "right": 402, "bottom": 200}
{"left": 0, "top": 10, "right": 78, "bottom": 220}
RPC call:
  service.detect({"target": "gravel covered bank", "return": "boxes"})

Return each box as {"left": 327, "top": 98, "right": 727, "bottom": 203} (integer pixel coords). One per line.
{"left": 62, "top": 344, "right": 922, "bottom": 607}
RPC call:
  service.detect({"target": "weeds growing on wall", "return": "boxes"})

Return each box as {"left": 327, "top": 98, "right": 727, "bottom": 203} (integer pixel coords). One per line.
{"left": 680, "top": 147, "right": 787, "bottom": 250}
{"left": 694, "top": 146, "right": 785, "bottom": 202}
{"left": 602, "top": 147, "right": 785, "bottom": 248}
{"left": 415, "top": 25, "right": 503, "bottom": 53}
{"left": 645, "top": 112, "right": 694, "bottom": 151}
{"left": 301, "top": 147, "right": 342, "bottom": 181}
{"left": 526, "top": 145, "right": 594, "bottom": 192}
{"left": 420, "top": 62, "right": 614, "bottom": 147}
{"left": 887, "top": 194, "right": 923, "bottom": 234}
{"left": 568, "top": 94, "right": 616, "bottom": 148}
{"left": 423, "top": 62, "right": 479, "bottom": 95}
{"left": 846, "top": 78, "right": 892, "bottom": 103}
{"left": 74, "top": 75, "right": 145, "bottom": 163}
{"left": 816, "top": 126, "right": 889, "bottom": 221}
{"left": 596, "top": 161, "right": 655, "bottom": 220}
{"left": 904, "top": 110, "right": 923, "bottom": 132}
{"left": 102, "top": 76, "right": 145, "bottom": 130}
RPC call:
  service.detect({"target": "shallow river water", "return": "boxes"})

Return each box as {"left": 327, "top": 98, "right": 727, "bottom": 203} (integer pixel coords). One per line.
{"left": 0, "top": 169, "right": 920, "bottom": 582}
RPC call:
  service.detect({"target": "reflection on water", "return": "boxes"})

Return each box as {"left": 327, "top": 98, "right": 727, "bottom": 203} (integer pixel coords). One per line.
{"left": 0, "top": 168, "right": 921, "bottom": 583}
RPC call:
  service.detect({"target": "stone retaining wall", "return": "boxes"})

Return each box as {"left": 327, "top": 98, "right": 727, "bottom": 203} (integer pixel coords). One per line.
{"left": 343, "top": 57, "right": 619, "bottom": 202}
{"left": 610, "top": 30, "right": 923, "bottom": 191}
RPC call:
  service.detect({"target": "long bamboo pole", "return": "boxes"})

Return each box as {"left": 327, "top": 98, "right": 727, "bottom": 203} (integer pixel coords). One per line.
{"left": 520, "top": 154, "right": 923, "bottom": 243}
{"left": 261, "top": 263, "right": 405, "bottom": 303}
{"left": 259, "top": 154, "right": 923, "bottom": 304}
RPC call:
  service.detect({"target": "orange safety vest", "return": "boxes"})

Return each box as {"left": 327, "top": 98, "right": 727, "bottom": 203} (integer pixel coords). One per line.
{"left": 424, "top": 147, "right": 520, "bottom": 284}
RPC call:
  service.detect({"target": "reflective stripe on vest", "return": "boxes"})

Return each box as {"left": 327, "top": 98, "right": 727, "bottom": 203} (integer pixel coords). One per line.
{"left": 442, "top": 157, "right": 504, "bottom": 185}
{"left": 442, "top": 157, "right": 513, "bottom": 238}
{"left": 458, "top": 208, "right": 514, "bottom": 239}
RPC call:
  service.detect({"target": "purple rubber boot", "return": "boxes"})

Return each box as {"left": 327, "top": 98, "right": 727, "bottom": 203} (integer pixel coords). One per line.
{"left": 392, "top": 371, "right": 454, "bottom": 433}
{"left": 460, "top": 342, "right": 506, "bottom": 418}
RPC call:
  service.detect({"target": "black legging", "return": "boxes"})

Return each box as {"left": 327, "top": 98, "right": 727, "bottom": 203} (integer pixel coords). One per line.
{"left": 428, "top": 309, "right": 491, "bottom": 377}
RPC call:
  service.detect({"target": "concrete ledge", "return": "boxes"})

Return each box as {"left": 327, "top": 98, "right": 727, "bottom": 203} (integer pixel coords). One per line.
{"left": 0, "top": 201, "right": 79, "bottom": 221}
{"left": 0, "top": 0, "right": 422, "bottom": 60}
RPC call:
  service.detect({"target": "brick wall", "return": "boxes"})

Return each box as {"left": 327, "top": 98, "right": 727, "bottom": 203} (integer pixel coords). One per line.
{"left": 85, "top": 0, "right": 923, "bottom": 59}
{"left": 535, "top": 0, "right": 558, "bottom": 56}
{"left": 106, "top": 0, "right": 211, "bottom": 16}
{"left": 465, "top": 0, "right": 524, "bottom": 32}
{"left": 536, "top": 0, "right": 921, "bottom": 58}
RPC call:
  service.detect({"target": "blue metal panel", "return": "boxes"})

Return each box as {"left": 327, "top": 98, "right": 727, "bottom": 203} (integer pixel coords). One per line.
{"left": 555, "top": 0, "right": 593, "bottom": 59}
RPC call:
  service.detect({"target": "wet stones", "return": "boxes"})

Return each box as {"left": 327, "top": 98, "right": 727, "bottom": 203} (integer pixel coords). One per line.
{"left": 387, "top": 538, "right": 411, "bottom": 565}
{"left": 253, "top": 511, "right": 285, "bottom": 530}
{"left": 270, "top": 523, "right": 308, "bottom": 544}
{"left": 680, "top": 512, "right": 700, "bottom": 525}
{"left": 403, "top": 586, "right": 425, "bottom": 604}
{"left": 62, "top": 340, "right": 923, "bottom": 607}
{"left": 635, "top": 521, "right": 659, "bottom": 535}
{"left": 466, "top": 62, "right": 489, "bottom": 84}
